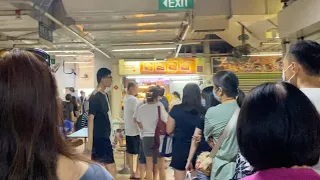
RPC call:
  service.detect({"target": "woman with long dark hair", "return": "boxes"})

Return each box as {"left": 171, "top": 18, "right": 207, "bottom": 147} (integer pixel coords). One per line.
{"left": 167, "top": 83, "right": 206, "bottom": 180}
{"left": 0, "top": 49, "right": 112, "bottom": 179}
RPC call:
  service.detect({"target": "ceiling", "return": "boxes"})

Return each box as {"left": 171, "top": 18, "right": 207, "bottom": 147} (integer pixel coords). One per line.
{"left": 0, "top": 0, "right": 287, "bottom": 61}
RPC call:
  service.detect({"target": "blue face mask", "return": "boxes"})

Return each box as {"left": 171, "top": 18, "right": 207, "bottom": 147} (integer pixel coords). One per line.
{"left": 213, "top": 89, "right": 221, "bottom": 102}
{"left": 201, "top": 98, "right": 206, "bottom": 107}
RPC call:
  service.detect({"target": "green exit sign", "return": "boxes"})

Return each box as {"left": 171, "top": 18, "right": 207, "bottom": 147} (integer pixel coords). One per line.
{"left": 159, "top": 0, "right": 194, "bottom": 10}
{"left": 51, "top": 58, "right": 56, "bottom": 65}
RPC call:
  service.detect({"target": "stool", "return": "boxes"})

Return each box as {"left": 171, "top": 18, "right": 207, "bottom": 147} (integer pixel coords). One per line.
{"left": 117, "top": 145, "right": 130, "bottom": 174}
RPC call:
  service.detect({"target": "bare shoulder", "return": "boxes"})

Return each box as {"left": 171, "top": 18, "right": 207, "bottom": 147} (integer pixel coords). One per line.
{"left": 56, "top": 155, "right": 89, "bottom": 180}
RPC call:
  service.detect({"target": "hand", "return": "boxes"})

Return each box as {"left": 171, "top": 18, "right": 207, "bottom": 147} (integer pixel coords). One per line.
{"left": 185, "top": 160, "right": 193, "bottom": 171}
{"left": 192, "top": 135, "right": 202, "bottom": 143}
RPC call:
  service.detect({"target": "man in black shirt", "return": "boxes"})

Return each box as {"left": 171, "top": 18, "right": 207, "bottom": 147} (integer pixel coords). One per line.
{"left": 85, "top": 68, "right": 116, "bottom": 178}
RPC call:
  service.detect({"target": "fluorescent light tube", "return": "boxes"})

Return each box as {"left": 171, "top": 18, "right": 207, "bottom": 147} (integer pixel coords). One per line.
{"left": 126, "top": 75, "right": 200, "bottom": 80}
{"left": 46, "top": 50, "right": 92, "bottom": 53}
{"left": 112, "top": 47, "right": 176, "bottom": 52}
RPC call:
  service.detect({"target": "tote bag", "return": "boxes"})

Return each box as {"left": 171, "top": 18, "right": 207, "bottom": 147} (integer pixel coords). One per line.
{"left": 196, "top": 108, "right": 240, "bottom": 176}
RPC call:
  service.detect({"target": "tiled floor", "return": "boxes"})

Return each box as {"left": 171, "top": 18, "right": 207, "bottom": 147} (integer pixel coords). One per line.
{"left": 75, "top": 143, "right": 175, "bottom": 180}
{"left": 114, "top": 151, "right": 175, "bottom": 180}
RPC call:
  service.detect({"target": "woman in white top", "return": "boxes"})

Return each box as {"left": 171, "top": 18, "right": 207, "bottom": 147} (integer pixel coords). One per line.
{"left": 170, "top": 91, "right": 181, "bottom": 110}
{"left": 136, "top": 86, "right": 168, "bottom": 180}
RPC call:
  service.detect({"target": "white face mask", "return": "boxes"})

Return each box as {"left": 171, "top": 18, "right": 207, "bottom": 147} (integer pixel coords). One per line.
{"left": 201, "top": 98, "right": 206, "bottom": 107}
{"left": 105, "top": 87, "right": 112, "bottom": 92}
{"left": 282, "top": 64, "right": 295, "bottom": 83}
{"left": 213, "top": 88, "right": 221, "bottom": 102}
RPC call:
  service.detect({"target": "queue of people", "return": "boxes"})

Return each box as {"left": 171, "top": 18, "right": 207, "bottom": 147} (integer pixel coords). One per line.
{"left": 0, "top": 40, "right": 319, "bottom": 180}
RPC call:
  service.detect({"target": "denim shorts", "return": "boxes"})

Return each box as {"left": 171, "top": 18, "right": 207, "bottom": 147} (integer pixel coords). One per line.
{"left": 197, "top": 170, "right": 210, "bottom": 180}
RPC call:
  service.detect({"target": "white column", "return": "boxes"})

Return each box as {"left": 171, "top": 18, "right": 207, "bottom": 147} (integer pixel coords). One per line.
{"left": 111, "top": 63, "right": 122, "bottom": 120}
{"left": 203, "top": 41, "right": 212, "bottom": 86}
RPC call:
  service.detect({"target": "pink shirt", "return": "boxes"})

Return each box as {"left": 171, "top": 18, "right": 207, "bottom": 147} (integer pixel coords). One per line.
{"left": 242, "top": 168, "right": 320, "bottom": 180}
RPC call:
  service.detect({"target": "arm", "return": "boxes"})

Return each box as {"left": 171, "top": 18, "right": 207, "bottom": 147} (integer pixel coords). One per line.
{"left": 86, "top": 114, "right": 94, "bottom": 152}
{"left": 70, "top": 112, "right": 75, "bottom": 122}
{"left": 186, "top": 128, "right": 202, "bottom": 170}
{"left": 166, "top": 116, "right": 175, "bottom": 135}
{"left": 132, "top": 98, "right": 139, "bottom": 123}
{"left": 85, "top": 97, "right": 97, "bottom": 154}
{"left": 135, "top": 108, "right": 143, "bottom": 129}
{"left": 160, "top": 103, "right": 168, "bottom": 122}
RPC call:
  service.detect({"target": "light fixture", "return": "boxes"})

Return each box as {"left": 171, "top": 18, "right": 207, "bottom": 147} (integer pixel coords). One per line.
{"left": 126, "top": 75, "right": 200, "bottom": 80}
{"left": 172, "top": 80, "right": 200, "bottom": 84}
{"left": 136, "top": 23, "right": 159, "bottom": 27}
{"left": 64, "top": 61, "right": 91, "bottom": 64}
{"left": 46, "top": 50, "right": 93, "bottom": 53}
{"left": 243, "top": 53, "right": 282, "bottom": 57}
{"left": 136, "top": 30, "right": 158, "bottom": 33}
{"left": 134, "top": 14, "right": 156, "bottom": 18}
{"left": 55, "top": 55, "right": 78, "bottom": 57}
{"left": 112, "top": 47, "right": 176, "bottom": 52}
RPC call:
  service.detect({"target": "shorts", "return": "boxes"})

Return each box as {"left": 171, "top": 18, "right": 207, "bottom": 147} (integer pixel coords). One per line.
{"left": 126, "top": 135, "right": 140, "bottom": 154}
{"left": 92, "top": 137, "right": 115, "bottom": 164}
{"left": 139, "top": 138, "right": 157, "bottom": 164}
{"left": 197, "top": 170, "right": 210, "bottom": 180}
{"left": 142, "top": 136, "right": 160, "bottom": 157}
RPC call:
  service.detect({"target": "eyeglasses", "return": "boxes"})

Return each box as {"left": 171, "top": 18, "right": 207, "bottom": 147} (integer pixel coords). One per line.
{"left": 0, "top": 48, "right": 51, "bottom": 67}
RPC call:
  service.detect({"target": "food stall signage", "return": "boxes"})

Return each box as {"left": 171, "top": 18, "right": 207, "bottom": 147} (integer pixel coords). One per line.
{"left": 159, "top": 0, "right": 194, "bottom": 10}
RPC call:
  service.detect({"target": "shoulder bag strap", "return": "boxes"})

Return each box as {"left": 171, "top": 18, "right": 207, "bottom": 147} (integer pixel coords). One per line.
{"left": 157, "top": 105, "right": 161, "bottom": 121}
{"left": 209, "top": 107, "right": 240, "bottom": 158}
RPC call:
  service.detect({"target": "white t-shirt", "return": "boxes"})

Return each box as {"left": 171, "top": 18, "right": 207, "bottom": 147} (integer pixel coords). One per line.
{"left": 301, "top": 88, "right": 320, "bottom": 112}
{"left": 123, "top": 95, "right": 140, "bottom": 136}
{"left": 136, "top": 102, "right": 168, "bottom": 137}
{"left": 302, "top": 88, "right": 320, "bottom": 174}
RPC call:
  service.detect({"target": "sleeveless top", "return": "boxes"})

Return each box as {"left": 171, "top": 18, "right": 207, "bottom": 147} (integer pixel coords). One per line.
{"left": 80, "top": 164, "right": 113, "bottom": 180}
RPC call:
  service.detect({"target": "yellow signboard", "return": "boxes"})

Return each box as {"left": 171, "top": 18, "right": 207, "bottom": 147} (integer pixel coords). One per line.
{"left": 119, "top": 58, "right": 205, "bottom": 75}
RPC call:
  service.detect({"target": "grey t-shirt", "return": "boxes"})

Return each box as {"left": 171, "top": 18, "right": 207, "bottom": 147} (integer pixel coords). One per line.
{"left": 80, "top": 164, "right": 113, "bottom": 180}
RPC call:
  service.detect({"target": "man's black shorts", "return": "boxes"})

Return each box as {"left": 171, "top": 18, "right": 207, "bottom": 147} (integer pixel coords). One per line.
{"left": 92, "top": 137, "right": 115, "bottom": 164}
{"left": 126, "top": 135, "right": 140, "bottom": 154}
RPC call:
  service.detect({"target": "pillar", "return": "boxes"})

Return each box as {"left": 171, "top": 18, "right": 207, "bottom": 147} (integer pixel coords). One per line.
{"left": 203, "top": 41, "right": 212, "bottom": 86}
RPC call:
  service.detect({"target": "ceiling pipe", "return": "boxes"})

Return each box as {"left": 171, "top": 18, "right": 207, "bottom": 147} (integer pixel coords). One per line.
{"left": 175, "top": 25, "right": 190, "bottom": 58}
{"left": 174, "top": 13, "right": 190, "bottom": 58}
{"left": 22, "top": 1, "right": 112, "bottom": 58}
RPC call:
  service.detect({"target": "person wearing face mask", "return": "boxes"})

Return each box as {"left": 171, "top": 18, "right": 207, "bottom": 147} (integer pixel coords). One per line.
{"left": 201, "top": 71, "right": 244, "bottom": 180}
{"left": 233, "top": 40, "right": 320, "bottom": 180}
{"left": 201, "top": 86, "right": 221, "bottom": 110}
{"left": 283, "top": 40, "right": 320, "bottom": 174}
{"left": 282, "top": 40, "right": 320, "bottom": 112}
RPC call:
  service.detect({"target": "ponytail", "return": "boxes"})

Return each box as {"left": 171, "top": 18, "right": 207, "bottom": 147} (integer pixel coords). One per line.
{"left": 236, "top": 89, "right": 246, "bottom": 108}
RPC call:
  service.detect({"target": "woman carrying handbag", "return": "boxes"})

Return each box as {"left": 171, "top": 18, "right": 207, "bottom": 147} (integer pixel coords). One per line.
{"left": 135, "top": 86, "right": 168, "bottom": 180}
